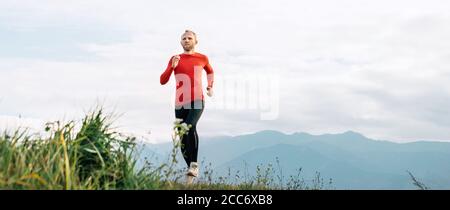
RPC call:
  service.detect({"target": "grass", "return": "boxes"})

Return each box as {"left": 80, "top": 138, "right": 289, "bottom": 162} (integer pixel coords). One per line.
{"left": 407, "top": 171, "right": 429, "bottom": 190}
{"left": 0, "top": 108, "right": 332, "bottom": 190}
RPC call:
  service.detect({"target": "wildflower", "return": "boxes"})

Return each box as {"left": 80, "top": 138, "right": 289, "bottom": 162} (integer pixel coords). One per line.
{"left": 180, "top": 123, "right": 190, "bottom": 131}
{"left": 174, "top": 118, "right": 183, "bottom": 125}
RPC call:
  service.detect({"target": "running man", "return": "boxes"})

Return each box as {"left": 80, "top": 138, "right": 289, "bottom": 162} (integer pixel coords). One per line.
{"left": 160, "top": 30, "right": 214, "bottom": 179}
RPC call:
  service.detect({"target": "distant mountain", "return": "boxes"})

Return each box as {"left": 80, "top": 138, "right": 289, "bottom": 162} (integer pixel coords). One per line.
{"left": 140, "top": 130, "right": 450, "bottom": 189}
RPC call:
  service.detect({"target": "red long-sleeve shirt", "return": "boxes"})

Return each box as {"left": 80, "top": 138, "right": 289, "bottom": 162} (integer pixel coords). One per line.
{"left": 160, "top": 52, "right": 214, "bottom": 106}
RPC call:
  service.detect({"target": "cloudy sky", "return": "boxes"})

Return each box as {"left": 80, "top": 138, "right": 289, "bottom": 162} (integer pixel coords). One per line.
{"left": 1, "top": 0, "right": 449, "bottom": 143}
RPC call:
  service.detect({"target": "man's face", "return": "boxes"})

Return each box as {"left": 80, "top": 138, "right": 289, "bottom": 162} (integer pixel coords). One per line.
{"left": 181, "top": 32, "right": 197, "bottom": 51}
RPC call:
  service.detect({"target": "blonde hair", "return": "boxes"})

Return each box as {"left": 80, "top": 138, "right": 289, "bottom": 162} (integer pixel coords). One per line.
{"left": 182, "top": 30, "right": 197, "bottom": 42}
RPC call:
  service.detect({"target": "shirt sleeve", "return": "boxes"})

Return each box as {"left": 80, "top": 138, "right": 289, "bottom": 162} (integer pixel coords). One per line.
{"left": 160, "top": 56, "right": 174, "bottom": 85}
{"left": 204, "top": 56, "right": 214, "bottom": 88}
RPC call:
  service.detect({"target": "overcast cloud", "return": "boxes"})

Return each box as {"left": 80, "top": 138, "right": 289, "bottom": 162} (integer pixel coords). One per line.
{"left": 1, "top": 0, "right": 449, "bottom": 143}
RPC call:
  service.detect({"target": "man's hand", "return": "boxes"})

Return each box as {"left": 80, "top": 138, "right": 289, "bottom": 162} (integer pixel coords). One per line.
{"left": 206, "top": 87, "right": 213, "bottom": 97}
{"left": 171, "top": 55, "right": 180, "bottom": 69}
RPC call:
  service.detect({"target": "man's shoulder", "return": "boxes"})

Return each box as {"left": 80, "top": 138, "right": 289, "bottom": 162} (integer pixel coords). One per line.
{"left": 195, "top": 52, "right": 208, "bottom": 59}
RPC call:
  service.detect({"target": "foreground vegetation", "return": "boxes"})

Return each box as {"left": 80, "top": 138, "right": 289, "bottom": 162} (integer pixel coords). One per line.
{"left": 0, "top": 109, "right": 332, "bottom": 190}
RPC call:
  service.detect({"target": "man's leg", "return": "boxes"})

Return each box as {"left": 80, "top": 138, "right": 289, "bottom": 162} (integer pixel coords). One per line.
{"left": 185, "top": 100, "right": 204, "bottom": 164}
{"left": 175, "top": 107, "right": 190, "bottom": 166}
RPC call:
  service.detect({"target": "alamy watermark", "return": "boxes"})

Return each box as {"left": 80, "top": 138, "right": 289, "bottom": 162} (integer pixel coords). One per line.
{"left": 171, "top": 67, "right": 279, "bottom": 120}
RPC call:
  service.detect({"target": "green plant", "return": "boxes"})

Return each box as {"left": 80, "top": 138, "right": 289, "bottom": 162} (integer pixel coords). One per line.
{"left": 0, "top": 108, "right": 333, "bottom": 190}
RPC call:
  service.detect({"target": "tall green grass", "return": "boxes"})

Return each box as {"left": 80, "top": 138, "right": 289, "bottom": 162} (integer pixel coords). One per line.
{"left": 0, "top": 108, "right": 332, "bottom": 190}
{"left": 0, "top": 109, "right": 161, "bottom": 189}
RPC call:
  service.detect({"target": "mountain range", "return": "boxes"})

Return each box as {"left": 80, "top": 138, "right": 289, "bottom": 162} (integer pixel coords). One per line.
{"left": 138, "top": 130, "right": 450, "bottom": 189}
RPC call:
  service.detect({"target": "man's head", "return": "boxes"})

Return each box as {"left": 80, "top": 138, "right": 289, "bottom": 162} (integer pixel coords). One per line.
{"left": 181, "top": 30, "right": 198, "bottom": 52}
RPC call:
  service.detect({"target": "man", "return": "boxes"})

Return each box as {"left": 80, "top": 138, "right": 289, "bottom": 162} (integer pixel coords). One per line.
{"left": 160, "top": 30, "right": 214, "bottom": 181}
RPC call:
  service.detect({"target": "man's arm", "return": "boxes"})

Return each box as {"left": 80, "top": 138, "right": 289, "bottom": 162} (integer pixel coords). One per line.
{"left": 204, "top": 57, "right": 214, "bottom": 89}
{"left": 204, "top": 56, "right": 214, "bottom": 96}
{"left": 160, "top": 56, "right": 179, "bottom": 85}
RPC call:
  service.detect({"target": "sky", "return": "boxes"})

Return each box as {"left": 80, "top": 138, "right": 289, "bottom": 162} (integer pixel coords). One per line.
{"left": 1, "top": 0, "right": 450, "bottom": 143}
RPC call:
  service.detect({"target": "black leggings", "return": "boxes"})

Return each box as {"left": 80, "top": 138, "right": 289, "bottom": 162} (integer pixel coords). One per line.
{"left": 175, "top": 100, "right": 204, "bottom": 167}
